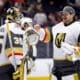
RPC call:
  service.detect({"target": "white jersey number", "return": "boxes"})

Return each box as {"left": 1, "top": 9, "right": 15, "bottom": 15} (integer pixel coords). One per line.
{"left": 14, "top": 37, "right": 22, "bottom": 45}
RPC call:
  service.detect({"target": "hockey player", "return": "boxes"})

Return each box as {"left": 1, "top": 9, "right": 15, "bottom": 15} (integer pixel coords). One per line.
{"left": 51, "top": 6, "right": 80, "bottom": 80}
{"left": 0, "top": 24, "right": 15, "bottom": 80}
{"left": 0, "top": 7, "right": 24, "bottom": 80}
{"left": 20, "top": 17, "right": 39, "bottom": 59}
{"left": 5, "top": 7, "right": 40, "bottom": 80}
{"left": 0, "top": 7, "right": 20, "bottom": 80}
{"left": 5, "top": 7, "right": 24, "bottom": 69}
{"left": 34, "top": 6, "right": 80, "bottom": 80}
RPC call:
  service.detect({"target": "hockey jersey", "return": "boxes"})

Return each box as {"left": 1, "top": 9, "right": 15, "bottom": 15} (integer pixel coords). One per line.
{"left": 52, "top": 21, "right": 80, "bottom": 59}
{"left": 5, "top": 23, "right": 25, "bottom": 66}
{"left": 0, "top": 26, "right": 10, "bottom": 66}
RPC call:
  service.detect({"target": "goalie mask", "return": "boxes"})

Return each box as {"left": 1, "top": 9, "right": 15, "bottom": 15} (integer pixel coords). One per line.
{"left": 6, "top": 7, "right": 23, "bottom": 22}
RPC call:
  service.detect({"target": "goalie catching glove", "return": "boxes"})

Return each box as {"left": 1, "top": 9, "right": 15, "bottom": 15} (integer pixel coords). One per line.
{"left": 23, "top": 27, "right": 39, "bottom": 45}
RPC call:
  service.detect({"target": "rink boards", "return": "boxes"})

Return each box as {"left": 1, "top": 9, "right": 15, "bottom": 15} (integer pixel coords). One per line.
{"left": 27, "top": 59, "right": 53, "bottom": 80}
{"left": 26, "top": 59, "right": 79, "bottom": 80}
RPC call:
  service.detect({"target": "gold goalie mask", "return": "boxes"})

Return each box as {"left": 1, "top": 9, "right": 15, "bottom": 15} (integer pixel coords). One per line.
{"left": 21, "top": 17, "right": 40, "bottom": 45}
{"left": 6, "top": 7, "right": 23, "bottom": 22}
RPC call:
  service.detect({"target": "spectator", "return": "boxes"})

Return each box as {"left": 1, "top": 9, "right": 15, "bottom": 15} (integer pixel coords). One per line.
{"left": 21, "top": 4, "right": 35, "bottom": 18}
{"left": 33, "top": 12, "right": 47, "bottom": 27}
{"left": 48, "top": 12, "right": 62, "bottom": 26}
{"left": 11, "top": 0, "right": 25, "bottom": 11}
{"left": 0, "top": 0, "right": 11, "bottom": 26}
{"left": 67, "top": 0, "right": 80, "bottom": 18}
{"left": 34, "top": 12, "right": 53, "bottom": 58}
{"left": 41, "top": 0, "right": 68, "bottom": 13}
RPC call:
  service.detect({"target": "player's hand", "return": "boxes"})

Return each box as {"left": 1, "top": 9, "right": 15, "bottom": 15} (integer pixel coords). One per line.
{"left": 73, "top": 47, "right": 80, "bottom": 56}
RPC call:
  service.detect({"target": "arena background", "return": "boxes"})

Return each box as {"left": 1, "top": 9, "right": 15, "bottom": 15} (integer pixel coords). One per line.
{"left": 0, "top": 0, "right": 80, "bottom": 58}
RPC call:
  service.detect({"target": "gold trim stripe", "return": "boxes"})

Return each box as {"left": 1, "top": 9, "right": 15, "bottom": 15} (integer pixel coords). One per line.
{"left": 0, "top": 62, "right": 11, "bottom": 67}
{"left": 6, "top": 47, "right": 23, "bottom": 57}
{"left": 27, "top": 74, "right": 51, "bottom": 80}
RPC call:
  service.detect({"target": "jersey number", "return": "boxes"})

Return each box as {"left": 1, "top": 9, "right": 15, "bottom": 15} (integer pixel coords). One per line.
{"left": 14, "top": 37, "right": 22, "bottom": 45}
{"left": 55, "top": 33, "right": 66, "bottom": 48}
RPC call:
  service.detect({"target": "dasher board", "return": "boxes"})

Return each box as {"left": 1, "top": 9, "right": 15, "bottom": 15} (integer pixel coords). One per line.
{"left": 28, "top": 58, "right": 53, "bottom": 76}
{"left": 27, "top": 59, "right": 79, "bottom": 80}
{"left": 27, "top": 58, "right": 53, "bottom": 80}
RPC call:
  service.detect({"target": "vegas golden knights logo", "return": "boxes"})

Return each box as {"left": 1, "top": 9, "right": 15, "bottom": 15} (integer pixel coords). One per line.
{"left": 55, "top": 33, "right": 66, "bottom": 48}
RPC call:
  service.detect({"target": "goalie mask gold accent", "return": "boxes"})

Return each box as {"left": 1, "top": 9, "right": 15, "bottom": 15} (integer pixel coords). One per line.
{"left": 6, "top": 7, "right": 23, "bottom": 21}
